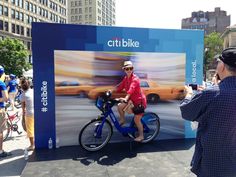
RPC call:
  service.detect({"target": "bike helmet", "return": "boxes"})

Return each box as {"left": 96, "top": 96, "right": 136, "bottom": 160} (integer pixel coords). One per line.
{"left": 10, "top": 74, "right": 16, "bottom": 79}
{"left": 0, "top": 65, "right": 4, "bottom": 75}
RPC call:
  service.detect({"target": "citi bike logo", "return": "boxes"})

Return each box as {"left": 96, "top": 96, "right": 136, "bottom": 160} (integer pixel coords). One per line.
{"left": 107, "top": 37, "right": 140, "bottom": 48}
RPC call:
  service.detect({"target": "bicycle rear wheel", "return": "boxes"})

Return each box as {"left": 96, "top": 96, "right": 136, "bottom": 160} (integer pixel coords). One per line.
{"left": 141, "top": 112, "right": 160, "bottom": 143}
{"left": 79, "top": 119, "right": 113, "bottom": 151}
{"left": 3, "top": 122, "right": 11, "bottom": 141}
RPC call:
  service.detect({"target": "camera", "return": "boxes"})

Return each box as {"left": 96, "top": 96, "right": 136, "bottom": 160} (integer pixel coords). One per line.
{"left": 188, "top": 84, "right": 198, "bottom": 90}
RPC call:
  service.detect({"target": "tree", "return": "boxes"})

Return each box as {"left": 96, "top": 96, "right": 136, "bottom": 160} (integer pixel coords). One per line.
{"left": 0, "top": 38, "right": 31, "bottom": 76}
{"left": 204, "top": 32, "right": 223, "bottom": 74}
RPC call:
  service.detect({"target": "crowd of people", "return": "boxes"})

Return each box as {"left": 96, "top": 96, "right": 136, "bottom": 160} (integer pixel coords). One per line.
{"left": 0, "top": 65, "right": 34, "bottom": 159}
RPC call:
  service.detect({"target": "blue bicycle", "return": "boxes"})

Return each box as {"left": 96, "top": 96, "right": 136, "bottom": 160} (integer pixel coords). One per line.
{"left": 79, "top": 91, "right": 160, "bottom": 151}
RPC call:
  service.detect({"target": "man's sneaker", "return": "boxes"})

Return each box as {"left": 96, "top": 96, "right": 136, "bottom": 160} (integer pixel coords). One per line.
{"left": 0, "top": 151, "right": 12, "bottom": 158}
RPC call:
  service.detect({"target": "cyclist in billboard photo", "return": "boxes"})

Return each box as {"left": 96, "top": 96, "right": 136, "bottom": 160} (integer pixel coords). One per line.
{"left": 112, "top": 61, "right": 147, "bottom": 142}
{"left": 0, "top": 65, "right": 12, "bottom": 158}
{"left": 180, "top": 48, "right": 236, "bottom": 177}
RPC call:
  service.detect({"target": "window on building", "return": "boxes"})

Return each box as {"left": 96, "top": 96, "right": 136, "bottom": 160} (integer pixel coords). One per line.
{"left": 0, "top": 5, "right": 3, "bottom": 15}
{"left": 4, "top": 22, "right": 8, "bottom": 31}
{"left": 29, "top": 16, "right": 32, "bottom": 23}
{"left": 4, "top": 6, "right": 8, "bottom": 16}
{"left": 11, "top": 9, "right": 15, "bottom": 18}
{"left": 33, "top": 4, "right": 36, "bottom": 13}
{"left": 25, "top": 1, "right": 29, "bottom": 10}
{"left": 78, "top": 0, "right": 82, "bottom": 6}
{"left": 26, "top": 27, "right": 30, "bottom": 37}
{"left": 16, "top": 25, "right": 20, "bottom": 34}
{"left": 85, "top": 7, "right": 88, "bottom": 13}
{"left": 0, "top": 20, "right": 3, "bottom": 30}
{"left": 19, "top": 0, "right": 23, "bottom": 8}
{"left": 11, "top": 0, "right": 15, "bottom": 4}
{"left": 21, "top": 26, "right": 24, "bottom": 35}
{"left": 29, "top": 3, "right": 32, "bottom": 12}
{"left": 27, "top": 41, "right": 31, "bottom": 50}
{"left": 89, "top": 0, "right": 92, "bottom": 4}
{"left": 19, "top": 12, "right": 23, "bottom": 21}
{"left": 38, "top": 7, "right": 41, "bottom": 15}
{"left": 25, "top": 14, "right": 28, "bottom": 23}
{"left": 89, "top": 7, "right": 92, "bottom": 13}
{"left": 16, "top": 0, "right": 20, "bottom": 6}
{"left": 16, "top": 11, "right": 19, "bottom": 20}
{"left": 79, "top": 8, "right": 82, "bottom": 14}
{"left": 12, "top": 23, "right": 15, "bottom": 33}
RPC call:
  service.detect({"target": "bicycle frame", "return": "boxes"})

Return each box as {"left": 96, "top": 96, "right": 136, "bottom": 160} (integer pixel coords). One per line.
{"left": 95, "top": 103, "right": 149, "bottom": 138}
{"left": 6, "top": 111, "right": 22, "bottom": 134}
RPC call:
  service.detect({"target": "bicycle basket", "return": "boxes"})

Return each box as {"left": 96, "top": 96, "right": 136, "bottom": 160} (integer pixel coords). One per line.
{"left": 95, "top": 96, "right": 106, "bottom": 111}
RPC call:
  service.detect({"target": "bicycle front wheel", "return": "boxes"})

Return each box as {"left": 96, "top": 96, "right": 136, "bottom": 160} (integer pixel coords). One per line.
{"left": 141, "top": 112, "right": 160, "bottom": 143}
{"left": 3, "top": 121, "right": 11, "bottom": 141}
{"left": 79, "top": 119, "right": 113, "bottom": 151}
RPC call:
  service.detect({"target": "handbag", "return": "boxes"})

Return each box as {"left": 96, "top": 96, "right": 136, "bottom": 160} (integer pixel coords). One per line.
{"left": 132, "top": 104, "right": 145, "bottom": 114}
{"left": 132, "top": 87, "right": 145, "bottom": 115}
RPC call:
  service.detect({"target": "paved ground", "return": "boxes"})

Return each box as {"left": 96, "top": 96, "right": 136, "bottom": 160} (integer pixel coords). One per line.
{"left": 0, "top": 108, "right": 33, "bottom": 177}
{"left": 21, "top": 139, "right": 196, "bottom": 177}
{"left": 0, "top": 110, "right": 197, "bottom": 177}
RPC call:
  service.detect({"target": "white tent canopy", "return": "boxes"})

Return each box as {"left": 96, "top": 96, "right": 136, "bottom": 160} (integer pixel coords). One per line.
{"left": 23, "top": 69, "right": 33, "bottom": 78}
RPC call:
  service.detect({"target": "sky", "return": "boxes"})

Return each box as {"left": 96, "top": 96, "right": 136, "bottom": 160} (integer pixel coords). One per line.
{"left": 116, "top": 0, "right": 235, "bottom": 29}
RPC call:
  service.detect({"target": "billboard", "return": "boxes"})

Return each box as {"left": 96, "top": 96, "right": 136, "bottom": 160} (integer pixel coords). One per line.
{"left": 32, "top": 23, "right": 204, "bottom": 148}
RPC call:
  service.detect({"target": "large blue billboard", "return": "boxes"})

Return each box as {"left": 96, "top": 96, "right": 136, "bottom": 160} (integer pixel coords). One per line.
{"left": 32, "top": 23, "right": 204, "bottom": 148}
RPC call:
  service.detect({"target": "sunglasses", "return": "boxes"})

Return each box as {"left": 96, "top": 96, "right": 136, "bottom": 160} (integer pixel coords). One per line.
{"left": 124, "top": 67, "right": 133, "bottom": 71}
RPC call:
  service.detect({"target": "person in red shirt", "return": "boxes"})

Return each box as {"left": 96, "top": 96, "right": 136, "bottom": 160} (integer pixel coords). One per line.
{"left": 113, "top": 61, "right": 147, "bottom": 142}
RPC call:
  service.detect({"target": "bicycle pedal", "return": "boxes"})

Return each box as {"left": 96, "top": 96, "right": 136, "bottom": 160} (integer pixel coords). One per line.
{"left": 127, "top": 133, "right": 135, "bottom": 138}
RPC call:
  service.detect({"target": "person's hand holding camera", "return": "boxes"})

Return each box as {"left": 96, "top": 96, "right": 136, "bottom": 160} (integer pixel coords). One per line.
{"left": 185, "top": 85, "right": 193, "bottom": 99}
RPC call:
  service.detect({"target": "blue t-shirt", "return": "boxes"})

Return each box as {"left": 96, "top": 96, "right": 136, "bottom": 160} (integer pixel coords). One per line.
{"left": 7, "top": 80, "right": 17, "bottom": 93}
{"left": 0, "top": 81, "right": 7, "bottom": 108}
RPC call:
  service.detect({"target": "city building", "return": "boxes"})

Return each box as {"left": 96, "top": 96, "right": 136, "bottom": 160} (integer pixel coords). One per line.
{"left": 68, "top": 0, "right": 116, "bottom": 26}
{"left": 221, "top": 24, "right": 236, "bottom": 49}
{"left": 0, "top": 0, "right": 67, "bottom": 61}
{"left": 181, "top": 7, "right": 230, "bottom": 35}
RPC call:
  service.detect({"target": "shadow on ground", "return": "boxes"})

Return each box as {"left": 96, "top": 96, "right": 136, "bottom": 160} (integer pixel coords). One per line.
{"left": 0, "top": 149, "right": 27, "bottom": 176}
{"left": 29, "top": 138, "right": 195, "bottom": 166}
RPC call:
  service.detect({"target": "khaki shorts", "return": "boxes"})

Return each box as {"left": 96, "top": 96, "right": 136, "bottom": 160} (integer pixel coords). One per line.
{"left": 0, "top": 109, "right": 6, "bottom": 133}
{"left": 25, "top": 115, "right": 34, "bottom": 138}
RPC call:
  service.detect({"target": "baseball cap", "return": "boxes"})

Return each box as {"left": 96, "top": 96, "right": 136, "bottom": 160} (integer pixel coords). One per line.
{"left": 218, "top": 48, "right": 236, "bottom": 68}
{"left": 10, "top": 74, "right": 16, "bottom": 79}
{"left": 123, "top": 61, "right": 133, "bottom": 68}
{"left": 0, "top": 65, "right": 4, "bottom": 75}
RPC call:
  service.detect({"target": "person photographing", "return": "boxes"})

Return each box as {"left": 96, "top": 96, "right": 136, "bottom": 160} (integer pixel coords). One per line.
{"left": 180, "top": 48, "right": 236, "bottom": 177}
